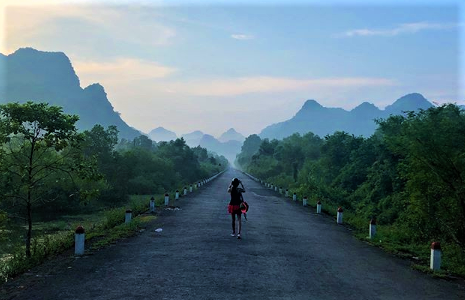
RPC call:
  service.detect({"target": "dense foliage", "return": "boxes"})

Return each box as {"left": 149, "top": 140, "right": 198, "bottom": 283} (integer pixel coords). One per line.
{"left": 0, "top": 102, "right": 227, "bottom": 258}
{"left": 236, "top": 104, "right": 465, "bottom": 274}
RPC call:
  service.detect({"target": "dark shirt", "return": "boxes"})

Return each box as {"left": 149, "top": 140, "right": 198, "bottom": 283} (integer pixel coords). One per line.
{"left": 229, "top": 187, "right": 243, "bottom": 206}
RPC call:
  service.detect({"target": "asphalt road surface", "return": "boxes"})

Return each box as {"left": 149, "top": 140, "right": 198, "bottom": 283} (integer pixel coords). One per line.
{"left": 4, "top": 168, "right": 465, "bottom": 300}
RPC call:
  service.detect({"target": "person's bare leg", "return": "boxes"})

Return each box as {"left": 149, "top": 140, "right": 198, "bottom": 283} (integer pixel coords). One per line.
{"left": 237, "top": 214, "right": 242, "bottom": 235}
{"left": 231, "top": 214, "right": 236, "bottom": 234}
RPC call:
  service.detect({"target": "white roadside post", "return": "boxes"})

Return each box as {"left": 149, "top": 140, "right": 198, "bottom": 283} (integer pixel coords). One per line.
{"left": 316, "top": 200, "right": 322, "bottom": 214}
{"left": 293, "top": 193, "right": 297, "bottom": 201}
{"left": 279, "top": 187, "right": 283, "bottom": 194}
{"left": 337, "top": 207, "right": 343, "bottom": 224}
{"left": 430, "top": 242, "right": 442, "bottom": 271}
{"left": 175, "top": 190, "right": 179, "bottom": 200}
{"left": 190, "top": 185, "right": 193, "bottom": 193}
{"left": 369, "top": 218, "right": 377, "bottom": 239}
{"left": 271, "top": 184, "right": 274, "bottom": 190}
{"left": 150, "top": 196, "right": 155, "bottom": 213}
{"left": 275, "top": 186, "right": 278, "bottom": 192}
{"left": 125, "top": 209, "right": 132, "bottom": 223}
{"left": 198, "top": 181, "right": 201, "bottom": 188}
{"left": 303, "top": 196, "right": 308, "bottom": 207}
{"left": 164, "top": 193, "right": 169, "bottom": 206}
{"left": 285, "top": 189, "right": 289, "bottom": 197}
{"left": 75, "top": 226, "right": 85, "bottom": 256}
{"left": 184, "top": 187, "right": 187, "bottom": 196}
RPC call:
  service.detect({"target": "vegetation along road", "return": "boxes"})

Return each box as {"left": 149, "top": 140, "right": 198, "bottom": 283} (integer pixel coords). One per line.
{"left": 4, "top": 169, "right": 465, "bottom": 300}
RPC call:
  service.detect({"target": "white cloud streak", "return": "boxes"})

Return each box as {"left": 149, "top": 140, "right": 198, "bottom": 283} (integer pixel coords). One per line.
{"left": 231, "top": 34, "right": 254, "bottom": 40}
{"left": 337, "top": 22, "right": 460, "bottom": 38}
{"left": 2, "top": 5, "right": 176, "bottom": 54}
{"left": 152, "top": 76, "right": 396, "bottom": 97}
{"left": 73, "top": 58, "right": 177, "bottom": 86}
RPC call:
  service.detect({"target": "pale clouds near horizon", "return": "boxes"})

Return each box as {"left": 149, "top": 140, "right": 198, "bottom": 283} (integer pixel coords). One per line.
{"left": 74, "top": 65, "right": 401, "bottom": 135}
{"left": 2, "top": 3, "right": 462, "bottom": 136}
{"left": 336, "top": 21, "right": 462, "bottom": 37}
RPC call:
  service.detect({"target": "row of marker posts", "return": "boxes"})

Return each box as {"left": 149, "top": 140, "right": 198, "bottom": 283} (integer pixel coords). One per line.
{"left": 243, "top": 171, "right": 443, "bottom": 271}
{"left": 74, "top": 169, "right": 227, "bottom": 256}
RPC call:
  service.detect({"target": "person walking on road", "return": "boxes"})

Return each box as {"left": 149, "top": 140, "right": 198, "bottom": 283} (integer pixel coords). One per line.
{"left": 228, "top": 178, "right": 245, "bottom": 239}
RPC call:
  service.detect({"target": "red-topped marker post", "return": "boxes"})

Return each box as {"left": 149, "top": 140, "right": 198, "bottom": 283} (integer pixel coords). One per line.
{"left": 303, "top": 196, "right": 308, "bottom": 207}
{"left": 316, "top": 200, "right": 322, "bottom": 214}
{"left": 430, "top": 242, "right": 442, "bottom": 270}
{"left": 337, "top": 207, "right": 343, "bottom": 224}
{"left": 125, "top": 209, "right": 132, "bottom": 223}
{"left": 164, "top": 193, "right": 169, "bottom": 206}
{"left": 293, "top": 193, "right": 297, "bottom": 201}
{"left": 369, "top": 218, "right": 377, "bottom": 238}
{"left": 75, "top": 226, "right": 85, "bottom": 256}
{"left": 175, "top": 190, "right": 179, "bottom": 200}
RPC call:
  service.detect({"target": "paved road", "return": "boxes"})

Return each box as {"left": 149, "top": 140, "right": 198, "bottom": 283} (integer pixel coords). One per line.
{"left": 5, "top": 169, "right": 465, "bottom": 299}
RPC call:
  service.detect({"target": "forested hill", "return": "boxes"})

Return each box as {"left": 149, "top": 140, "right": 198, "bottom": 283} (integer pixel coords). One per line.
{"left": 0, "top": 48, "right": 141, "bottom": 139}
{"left": 259, "top": 93, "right": 433, "bottom": 139}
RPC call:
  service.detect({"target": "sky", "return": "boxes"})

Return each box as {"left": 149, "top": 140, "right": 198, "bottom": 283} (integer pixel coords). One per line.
{"left": 1, "top": 0, "right": 464, "bottom": 137}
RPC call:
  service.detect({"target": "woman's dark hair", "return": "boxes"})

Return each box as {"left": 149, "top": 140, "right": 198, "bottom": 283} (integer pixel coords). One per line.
{"left": 232, "top": 178, "right": 240, "bottom": 187}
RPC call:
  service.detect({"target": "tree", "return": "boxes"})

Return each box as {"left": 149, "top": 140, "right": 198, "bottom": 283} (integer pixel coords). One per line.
{"left": 133, "top": 135, "right": 154, "bottom": 151}
{"left": 379, "top": 105, "right": 465, "bottom": 245}
{"left": 0, "top": 102, "right": 98, "bottom": 257}
{"left": 236, "top": 134, "right": 262, "bottom": 168}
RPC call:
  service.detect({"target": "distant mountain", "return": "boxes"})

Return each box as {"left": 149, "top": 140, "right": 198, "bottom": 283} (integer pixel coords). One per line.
{"left": 384, "top": 93, "right": 433, "bottom": 113}
{"left": 181, "top": 130, "right": 204, "bottom": 147}
{"left": 218, "top": 128, "right": 245, "bottom": 143}
{"left": 0, "top": 48, "right": 141, "bottom": 139}
{"left": 148, "top": 127, "right": 177, "bottom": 142}
{"left": 259, "top": 93, "right": 434, "bottom": 139}
{"left": 199, "top": 134, "right": 242, "bottom": 164}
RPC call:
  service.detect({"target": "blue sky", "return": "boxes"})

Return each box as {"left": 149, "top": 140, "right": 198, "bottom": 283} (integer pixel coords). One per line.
{"left": 1, "top": 0, "right": 463, "bottom": 136}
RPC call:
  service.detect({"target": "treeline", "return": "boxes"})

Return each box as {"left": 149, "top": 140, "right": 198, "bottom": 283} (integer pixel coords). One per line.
{"left": 236, "top": 104, "right": 465, "bottom": 274}
{"left": 81, "top": 125, "right": 227, "bottom": 205}
{"left": 0, "top": 102, "right": 227, "bottom": 257}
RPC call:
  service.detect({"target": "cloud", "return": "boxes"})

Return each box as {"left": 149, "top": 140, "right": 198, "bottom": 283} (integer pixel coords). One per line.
{"left": 231, "top": 34, "right": 254, "bottom": 40}
{"left": 337, "top": 22, "right": 460, "bottom": 38}
{"left": 2, "top": 5, "right": 176, "bottom": 54}
{"left": 152, "top": 76, "right": 396, "bottom": 97}
{"left": 73, "top": 58, "right": 177, "bottom": 86}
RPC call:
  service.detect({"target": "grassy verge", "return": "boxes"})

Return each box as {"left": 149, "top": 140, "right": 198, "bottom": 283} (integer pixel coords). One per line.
{"left": 0, "top": 193, "right": 170, "bottom": 282}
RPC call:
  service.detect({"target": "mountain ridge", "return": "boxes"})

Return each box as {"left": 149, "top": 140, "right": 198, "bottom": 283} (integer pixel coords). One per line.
{"left": 218, "top": 128, "right": 245, "bottom": 143}
{"left": 147, "top": 127, "right": 177, "bottom": 142}
{"left": 259, "top": 93, "right": 434, "bottom": 139}
{"left": 1, "top": 47, "right": 141, "bottom": 139}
